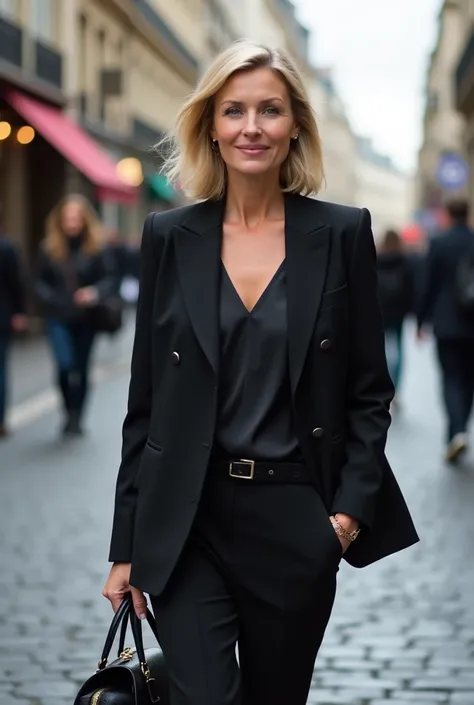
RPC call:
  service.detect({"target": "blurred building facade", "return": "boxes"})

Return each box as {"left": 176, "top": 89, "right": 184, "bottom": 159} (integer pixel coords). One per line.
{"left": 355, "top": 137, "right": 413, "bottom": 240}
{"left": 454, "top": 0, "right": 474, "bottom": 214}
{"left": 417, "top": 0, "right": 467, "bottom": 212}
{"left": 0, "top": 0, "right": 202, "bottom": 264}
{"left": 311, "top": 70, "right": 357, "bottom": 206}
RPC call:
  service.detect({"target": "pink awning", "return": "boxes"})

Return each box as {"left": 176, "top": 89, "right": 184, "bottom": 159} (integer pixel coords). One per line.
{"left": 4, "top": 89, "right": 138, "bottom": 204}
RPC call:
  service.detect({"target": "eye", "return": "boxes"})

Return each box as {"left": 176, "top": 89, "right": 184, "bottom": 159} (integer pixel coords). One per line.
{"left": 263, "top": 106, "right": 280, "bottom": 115}
{"left": 224, "top": 107, "right": 242, "bottom": 117}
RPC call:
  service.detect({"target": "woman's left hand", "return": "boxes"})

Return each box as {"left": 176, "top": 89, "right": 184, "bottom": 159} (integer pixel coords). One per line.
{"left": 330, "top": 513, "right": 358, "bottom": 554}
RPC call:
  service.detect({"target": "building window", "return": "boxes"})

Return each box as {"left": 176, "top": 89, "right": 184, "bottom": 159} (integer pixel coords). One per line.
{"left": 30, "top": 0, "right": 54, "bottom": 42}
{"left": 0, "top": 0, "right": 18, "bottom": 19}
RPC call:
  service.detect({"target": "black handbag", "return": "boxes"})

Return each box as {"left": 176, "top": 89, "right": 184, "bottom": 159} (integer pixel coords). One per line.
{"left": 87, "top": 296, "right": 123, "bottom": 334}
{"left": 74, "top": 594, "right": 169, "bottom": 705}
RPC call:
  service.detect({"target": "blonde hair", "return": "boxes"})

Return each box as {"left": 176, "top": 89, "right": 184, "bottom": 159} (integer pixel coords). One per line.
{"left": 159, "top": 40, "right": 324, "bottom": 200}
{"left": 44, "top": 194, "right": 103, "bottom": 262}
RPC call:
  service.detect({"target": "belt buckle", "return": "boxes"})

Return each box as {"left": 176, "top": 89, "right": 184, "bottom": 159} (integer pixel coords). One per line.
{"left": 229, "top": 458, "right": 255, "bottom": 480}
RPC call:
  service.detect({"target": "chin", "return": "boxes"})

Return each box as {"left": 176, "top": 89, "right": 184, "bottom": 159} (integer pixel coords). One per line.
{"left": 233, "top": 164, "right": 274, "bottom": 177}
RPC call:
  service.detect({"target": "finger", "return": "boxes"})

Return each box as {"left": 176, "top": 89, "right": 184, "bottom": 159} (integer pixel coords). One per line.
{"left": 103, "top": 587, "right": 129, "bottom": 613}
{"left": 130, "top": 586, "right": 148, "bottom": 620}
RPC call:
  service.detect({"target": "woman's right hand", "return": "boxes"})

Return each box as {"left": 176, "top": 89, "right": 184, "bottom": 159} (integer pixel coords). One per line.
{"left": 102, "top": 562, "right": 148, "bottom": 620}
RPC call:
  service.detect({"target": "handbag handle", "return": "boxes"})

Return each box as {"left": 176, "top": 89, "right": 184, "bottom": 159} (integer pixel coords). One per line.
{"left": 117, "top": 596, "right": 160, "bottom": 656}
{"left": 129, "top": 603, "right": 161, "bottom": 703}
{"left": 98, "top": 594, "right": 159, "bottom": 670}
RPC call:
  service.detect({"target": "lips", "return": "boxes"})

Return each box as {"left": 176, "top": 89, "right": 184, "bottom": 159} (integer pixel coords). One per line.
{"left": 236, "top": 145, "right": 269, "bottom": 155}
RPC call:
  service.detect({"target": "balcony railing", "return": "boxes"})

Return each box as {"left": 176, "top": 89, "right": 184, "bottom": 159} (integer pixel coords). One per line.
{"left": 456, "top": 29, "right": 474, "bottom": 113}
{"left": 0, "top": 16, "right": 23, "bottom": 68}
{"left": 35, "top": 40, "right": 62, "bottom": 89}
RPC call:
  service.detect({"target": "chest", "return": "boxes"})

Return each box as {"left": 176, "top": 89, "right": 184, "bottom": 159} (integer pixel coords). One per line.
{"left": 221, "top": 223, "right": 285, "bottom": 313}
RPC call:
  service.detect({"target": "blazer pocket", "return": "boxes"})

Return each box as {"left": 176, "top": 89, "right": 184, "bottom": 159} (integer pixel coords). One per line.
{"left": 320, "top": 283, "right": 348, "bottom": 311}
{"left": 146, "top": 438, "right": 163, "bottom": 453}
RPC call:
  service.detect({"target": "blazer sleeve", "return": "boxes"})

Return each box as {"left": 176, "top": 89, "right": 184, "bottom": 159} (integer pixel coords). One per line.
{"left": 108, "top": 213, "right": 158, "bottom": 563}
{"left": 331, "top": 208, "right": 394, "bottom": 528}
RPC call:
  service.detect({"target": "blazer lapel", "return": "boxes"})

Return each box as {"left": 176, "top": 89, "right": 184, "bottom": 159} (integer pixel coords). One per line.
{"left": 173, "top": 199, "right": 224, "bottom": 377}
{"left": 285, "top": 195, "right": 332, "bottom": 395}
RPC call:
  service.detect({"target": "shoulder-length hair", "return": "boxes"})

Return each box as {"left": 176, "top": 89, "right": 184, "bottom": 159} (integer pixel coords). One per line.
{"left": 159, "top": 40, "right": 325, "bottom": 200}
{"left": 43, "top": 194, "right": 103, "bottom": 262}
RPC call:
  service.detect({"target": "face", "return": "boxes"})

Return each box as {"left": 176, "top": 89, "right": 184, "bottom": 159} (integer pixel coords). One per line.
{"left": 211, "top": 67, "right": 298, "bottom": 179}
{"left": 60, "top": 201, "right": 85, "bottom": 237}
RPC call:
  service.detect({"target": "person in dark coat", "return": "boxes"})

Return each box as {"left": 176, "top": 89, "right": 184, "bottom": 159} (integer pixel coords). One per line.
{"left": 0, "top": 203, "right": 27, "bottom": 437}
{"left": 376, "top": 229, "right": 415, "bottom": 403}
{"left": 101, "top": 42, "right": 418, "bottom": 705}
{"left": 417, "top": 198, "right": 474, "bottom": 463}
{"left": 35, "top": 194, "right": 114, "bottom": 436}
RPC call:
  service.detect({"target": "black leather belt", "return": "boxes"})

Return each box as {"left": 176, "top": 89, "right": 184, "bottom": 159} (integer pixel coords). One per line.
{"left": 208, "top": 458, "right": 313, "bottom": 483}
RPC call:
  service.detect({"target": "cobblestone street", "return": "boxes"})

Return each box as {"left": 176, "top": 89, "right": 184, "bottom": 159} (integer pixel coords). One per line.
{"left": 1, "top": 328, "right": 473, "bottom": 705}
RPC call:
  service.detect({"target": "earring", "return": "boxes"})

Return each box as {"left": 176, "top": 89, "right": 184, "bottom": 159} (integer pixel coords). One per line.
{"left": 292, "top": 134, "right": 299, "bottom": 141}
{"left": 211, "top": 139, "right": 219, "bottom": 153}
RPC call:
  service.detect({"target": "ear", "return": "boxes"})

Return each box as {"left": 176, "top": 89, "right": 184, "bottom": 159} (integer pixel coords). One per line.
{"left": 210, "top": 125, "right": 217, "bottom": 141}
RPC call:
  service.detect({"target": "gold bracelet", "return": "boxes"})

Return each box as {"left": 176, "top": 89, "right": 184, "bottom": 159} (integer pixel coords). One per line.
{"left": 332, "top": 515, "right": 360, "bottom": 542}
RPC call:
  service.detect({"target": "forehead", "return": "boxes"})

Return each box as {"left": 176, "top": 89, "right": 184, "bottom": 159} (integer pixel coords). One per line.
{"left": 216, "top": 67, "right": 290, "bottom": 103}
{"left": 63, "top": 202, "right": 83, "bottom": 214}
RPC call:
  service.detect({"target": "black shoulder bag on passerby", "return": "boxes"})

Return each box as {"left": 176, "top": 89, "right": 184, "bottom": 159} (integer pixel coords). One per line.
{"left": 74, "top": 594, "right": 169, "bottom": 705}
{"left": 455, "top": 244, "right": 474, "bottom": 314}
{"left": 86, "top": 249, "right": 124, "bottom": 334}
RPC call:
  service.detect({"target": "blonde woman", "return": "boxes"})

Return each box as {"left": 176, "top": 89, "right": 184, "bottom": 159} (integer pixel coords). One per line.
{"left": 104, "top": 42, "right": 418, "bottom": 705}
{"left": 35, "top": 195, "right": 112, "bottom": 436}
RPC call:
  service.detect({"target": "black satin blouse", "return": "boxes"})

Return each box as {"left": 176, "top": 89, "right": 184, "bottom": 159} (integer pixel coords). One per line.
{"left": 212, "top": 260, "right": 302, "bottom": 461}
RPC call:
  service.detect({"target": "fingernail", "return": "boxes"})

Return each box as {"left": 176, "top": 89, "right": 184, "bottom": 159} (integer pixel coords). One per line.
{"left": 139, "top": 613, "right": 146, "bottom": 620}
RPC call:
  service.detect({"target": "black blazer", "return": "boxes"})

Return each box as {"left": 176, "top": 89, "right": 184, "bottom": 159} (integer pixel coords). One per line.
{"left": 417, "top": 225, "right": 474, "bottom": 339}
{"left": 34, "top": 245, "right": 114, "bottom": 323}
{"left": 109, "top": 194, "right": 419, "bottom": 597}
{"left": 0, "top": 234, "right": 25, "bottom": 333}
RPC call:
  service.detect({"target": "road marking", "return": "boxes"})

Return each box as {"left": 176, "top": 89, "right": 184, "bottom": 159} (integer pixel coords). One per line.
{"left": 8, "top": 357, "right": 130, "bottom": 431}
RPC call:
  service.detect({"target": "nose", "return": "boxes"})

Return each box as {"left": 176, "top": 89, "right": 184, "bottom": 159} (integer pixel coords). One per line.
{"left": 242, "top": 112, "right": 262, "bottom": 136}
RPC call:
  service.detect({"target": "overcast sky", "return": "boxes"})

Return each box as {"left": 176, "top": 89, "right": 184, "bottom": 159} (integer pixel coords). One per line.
{"left": 294, "top": 0, "right": 443, "bottom": 173}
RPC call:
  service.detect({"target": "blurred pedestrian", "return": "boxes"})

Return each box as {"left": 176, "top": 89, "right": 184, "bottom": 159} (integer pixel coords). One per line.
{"left": 102, "top": 41, "right": 418, "bottom": 705}
{"left": 376, "top": 228, "right": 415, "bottom": 406}
{"left": 0, "top": 202, "right": 27, "bottom": 438}
{"left": 34, "top": 194, "right": 114, "bottom": 437}
{"left": 417, "top": 198, "right": 474, "bottom": 462}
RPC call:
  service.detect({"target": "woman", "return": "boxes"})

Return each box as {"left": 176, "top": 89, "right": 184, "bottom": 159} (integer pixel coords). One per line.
{"left": 103, "top": 42, "right": 418, "bottom": 705}
{"left": 35, "top": 195, "right": 112, "bottom": 436}
{"left": 376, "top": 229, "right": 415, "bottom": 402}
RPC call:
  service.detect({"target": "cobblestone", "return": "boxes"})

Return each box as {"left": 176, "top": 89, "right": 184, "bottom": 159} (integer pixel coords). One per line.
{"left": 1, "top": 334, "right": 473, "bottom": 703}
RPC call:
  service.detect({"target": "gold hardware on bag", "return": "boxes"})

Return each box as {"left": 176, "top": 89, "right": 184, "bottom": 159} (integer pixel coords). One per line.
{"left": 96, "top": 657, "right": 107, "bottom": 672}
{"left": 119, "top": 647, "right": 135, "bottom": 661}
{"left": 141, "top": 661, "right": 161, "bottom": 703}
{"left": 90, "top": 687, "right": 110, "bottom": 705}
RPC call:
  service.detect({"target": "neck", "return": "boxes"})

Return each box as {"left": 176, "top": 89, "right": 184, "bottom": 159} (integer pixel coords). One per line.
{"left": 225, "top": 171, "right": 284, "bottom": 228}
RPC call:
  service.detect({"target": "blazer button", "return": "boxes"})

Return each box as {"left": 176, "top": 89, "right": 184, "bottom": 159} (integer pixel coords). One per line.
{"left": 320, "top": 338, "right": 332, "bottom": 351}
{"left": 312, "top": 427, "right": 324, "bottom": 438}
{"left": 171, "top": 351, "right": 180, "bottom": 365}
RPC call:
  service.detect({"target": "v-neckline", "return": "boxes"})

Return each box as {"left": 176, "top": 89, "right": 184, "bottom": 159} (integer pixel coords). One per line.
{"left": 221, "top": 259, "right": 286, "bottom": 315}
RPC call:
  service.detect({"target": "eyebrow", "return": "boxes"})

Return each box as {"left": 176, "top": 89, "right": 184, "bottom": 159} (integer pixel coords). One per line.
{"left": 220, "top": 97, "right": 286, "bottom": 107}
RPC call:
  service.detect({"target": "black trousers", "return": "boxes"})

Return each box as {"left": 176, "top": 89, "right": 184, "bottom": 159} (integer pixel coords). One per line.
{"left": 436, "top": 338, "right": 474, "bottom": 441}
{"left": 150, "top": 473, "right": 341, "bottom": 705}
